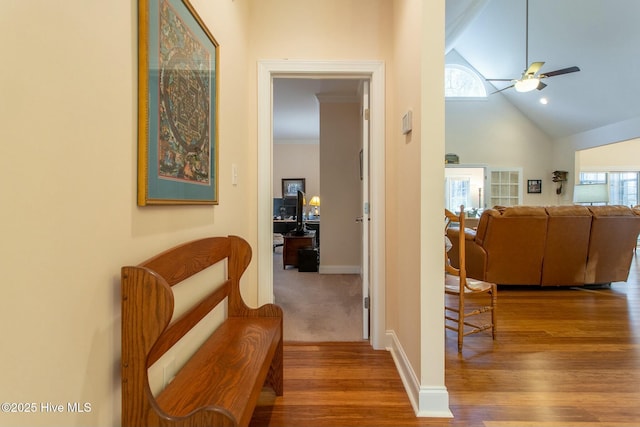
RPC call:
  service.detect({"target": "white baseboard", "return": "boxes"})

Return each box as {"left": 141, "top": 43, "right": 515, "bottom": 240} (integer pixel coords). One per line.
{"left": 318, "top": 265, "right": 361, "bottom": 274}
{"left": 386, "top": 330, "right": 453, "bottom": 418}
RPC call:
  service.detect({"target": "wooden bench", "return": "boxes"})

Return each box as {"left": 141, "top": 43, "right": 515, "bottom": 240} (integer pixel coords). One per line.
{"left": 120, "top": 235, "right": 283, "bottom": 427}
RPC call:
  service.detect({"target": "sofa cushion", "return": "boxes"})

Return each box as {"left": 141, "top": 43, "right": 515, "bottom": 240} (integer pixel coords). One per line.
{"left": 482, "top": 206, "right": 548, "bottom": 285}
{"left": 585, "top": 205, "right": 640, "bottom": 283}
{"left": 541, "top": 205, "right": 592, "bottom": 286}
{"left": 501, "top": 206, "right": 548, "bottom": 217}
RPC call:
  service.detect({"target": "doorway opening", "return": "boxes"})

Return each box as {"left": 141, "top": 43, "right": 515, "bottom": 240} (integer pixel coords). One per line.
{"left": 256, "top": 60, "right": 386, "bottom": 349}
{"left": 272, "top": 77, "right": 364, "bottom": 342}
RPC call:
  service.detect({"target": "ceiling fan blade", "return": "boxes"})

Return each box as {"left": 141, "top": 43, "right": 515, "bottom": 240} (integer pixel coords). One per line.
{"left": 537, "top": 81, "right": 547, "bottom": 90}
{"left": 525, "top": 61, "right": 545, "bottom": 76}
{"left": 486, "top": 78, "right": 514, "bottom": 82}
{"left": 490, "top": 84, "right": 514, "bottom": 95}
{"left": 540, "top": 66, "right": 580, "bottom": 78}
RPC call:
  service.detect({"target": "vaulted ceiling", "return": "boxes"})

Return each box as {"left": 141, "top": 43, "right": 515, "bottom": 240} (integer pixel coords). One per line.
{"left": 273, "top": 1, "right": 640, "bottom": 142}
{"left": 447, "top": 0, "right": 640, "bottom": 139}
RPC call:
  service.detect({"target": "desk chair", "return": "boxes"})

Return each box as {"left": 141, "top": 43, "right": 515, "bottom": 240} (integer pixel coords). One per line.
{"left": 445, "top": 206, "right": 497, "bottom": 352}
{"left": 273, "top": 233, "right": 284, "bottom": 252}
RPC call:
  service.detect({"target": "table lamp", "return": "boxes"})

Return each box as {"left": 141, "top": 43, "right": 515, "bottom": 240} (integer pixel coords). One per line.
{"left": 309, "top": 196, "right": 320, "bottom": 217}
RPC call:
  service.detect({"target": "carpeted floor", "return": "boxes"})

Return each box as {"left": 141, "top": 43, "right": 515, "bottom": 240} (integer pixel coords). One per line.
{"left": 273, "top": 250, "right": 364, "bottom": 342}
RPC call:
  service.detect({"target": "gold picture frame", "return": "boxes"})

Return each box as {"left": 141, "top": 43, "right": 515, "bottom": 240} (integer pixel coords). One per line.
{"left": 137, "top": 0, "right": 219, "bottom": 205}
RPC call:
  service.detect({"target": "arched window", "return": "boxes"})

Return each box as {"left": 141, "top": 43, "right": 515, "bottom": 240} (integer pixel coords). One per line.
{"left": 445, "top": 64, "right": 487, "bottom": 98}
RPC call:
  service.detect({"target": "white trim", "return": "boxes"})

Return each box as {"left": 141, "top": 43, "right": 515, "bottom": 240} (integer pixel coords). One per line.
{"left": 318, "top": 265, "right": 361, "bottom": 275}
{"left": 387, "top": 330, "right": 420, "bottom": 412}
{"left": 257, "top": 59, "right": 386, "bottom": 350}
{"left": 387, "top": 331, "right": 453, "bottom": 418}
{"left": 417, "top": 387, "right": 454, "bottom": 418}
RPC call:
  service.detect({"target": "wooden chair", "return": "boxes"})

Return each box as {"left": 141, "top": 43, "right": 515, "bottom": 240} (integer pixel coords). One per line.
{"left": 445, "top": 206, "right": 497, "bottom": 352}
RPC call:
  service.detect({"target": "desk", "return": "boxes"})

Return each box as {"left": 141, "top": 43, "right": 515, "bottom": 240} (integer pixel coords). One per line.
{"left": 283, "top": 231, "right": 316, "bottom": 269}
{"left": 274, "top": 220, "right": 320, "bottom": 246}
{"left": 273, "top": 219, "right": 296, "bottom": 234}
{"left": 273, "top": 219, "right": 319, "bottom": 234}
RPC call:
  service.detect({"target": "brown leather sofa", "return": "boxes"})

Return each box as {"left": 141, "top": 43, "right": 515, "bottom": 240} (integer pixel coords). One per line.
{"left": 447, "top": 205, "right": 640, "bottom": 286}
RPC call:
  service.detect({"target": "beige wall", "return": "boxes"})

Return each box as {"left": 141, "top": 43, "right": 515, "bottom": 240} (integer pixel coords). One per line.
{"left": 387, "top": 0, "right": 423, "bottom": 383}
{"left": 550, "top": 115, "right": 640, "bottom": 203}
{"left": 1, "top": 1, "right": 254, "bottom": 425}
{"left": 246, "top": 0, "right": 392, "bottom": 60}
{"left": 445, "top": 85, "right": 557, "bottom": 205}
{"left": 319, "top": 101, "right": 361, "bottom": 271}
{"left": 576, "top": 137, "right": 640, "bottom": 173}
{"left": 0, "top": 0, "right": 452, "bottom": 424}
{"left": 273, "top": 143, "right": 320, "bottom": 199}
{"left": 386, "top": 0, "right": 449, "bottom": 412}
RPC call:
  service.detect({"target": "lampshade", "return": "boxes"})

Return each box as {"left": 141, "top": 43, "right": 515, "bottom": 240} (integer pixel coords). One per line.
{"left": 309, "top": 196, "right": 320, "bottom": 216}
{"left": 514, "top": 76, "right": 540, "bottom": 93}
{"left": 573, "top": 184, "right": 609, "bottom": 204}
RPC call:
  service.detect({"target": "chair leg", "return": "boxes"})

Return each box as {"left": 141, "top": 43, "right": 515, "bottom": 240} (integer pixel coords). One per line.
{"left": 457, "top": 298, "right": 464, "bottom": 353}
{"left": 491, "top": 284, "right": 498, "bottom": 340}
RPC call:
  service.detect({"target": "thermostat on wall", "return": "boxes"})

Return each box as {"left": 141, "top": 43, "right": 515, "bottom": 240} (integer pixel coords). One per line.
{"left": 402, "top": 110, "right": 412, "bottom": 135}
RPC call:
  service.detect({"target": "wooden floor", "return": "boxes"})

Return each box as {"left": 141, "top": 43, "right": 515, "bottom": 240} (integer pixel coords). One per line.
{"left": 251, "top": 255, "right": 640, "bottom": 427}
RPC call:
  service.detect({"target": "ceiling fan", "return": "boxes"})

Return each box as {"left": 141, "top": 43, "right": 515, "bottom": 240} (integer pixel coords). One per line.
{"left": 487, "top": 0, "right": 580, "bottom": 94}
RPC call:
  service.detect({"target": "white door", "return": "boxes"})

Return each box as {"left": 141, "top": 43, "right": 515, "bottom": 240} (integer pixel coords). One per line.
{"left": 360, "top": 80, "right": 370, "bottom": 339}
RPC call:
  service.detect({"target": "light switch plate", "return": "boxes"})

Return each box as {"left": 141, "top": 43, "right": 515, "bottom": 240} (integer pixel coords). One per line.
{"left": 402, "top": 110, "right": 412, "bottom": 135}
{"left": 232, "top": 164, "right": 238, "bottom": 185}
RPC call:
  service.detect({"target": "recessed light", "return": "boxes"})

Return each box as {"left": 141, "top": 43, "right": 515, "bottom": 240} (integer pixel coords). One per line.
{"left": 539, "top": 97, "right": 548, "bottom": 105}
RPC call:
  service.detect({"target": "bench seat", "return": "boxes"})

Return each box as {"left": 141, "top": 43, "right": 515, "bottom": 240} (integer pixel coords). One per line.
{"left": 157, "top": 317, "right": 282, "bottom": 425}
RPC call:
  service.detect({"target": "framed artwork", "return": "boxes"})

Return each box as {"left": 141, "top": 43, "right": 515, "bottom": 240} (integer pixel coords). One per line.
{"left": 282, "top": 178, "right": 305, "bottom": 198}
{"left": 527, "top": 179, "right": 542, "bottom": 194}
{"left": 137, "top": 0, "right": 219, "bottom": 205}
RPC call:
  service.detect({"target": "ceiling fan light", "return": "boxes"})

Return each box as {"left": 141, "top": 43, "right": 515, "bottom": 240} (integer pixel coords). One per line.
{"left": 514, "top": 77, "right": 540, "bottom": 92}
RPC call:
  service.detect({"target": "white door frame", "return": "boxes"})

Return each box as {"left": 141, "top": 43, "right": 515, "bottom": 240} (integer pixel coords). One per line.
{"left": 256, "top": 60, "right": 386, "bottom": 349}
{"left": 360, "top": 80, "right": 370, "bottom": 340}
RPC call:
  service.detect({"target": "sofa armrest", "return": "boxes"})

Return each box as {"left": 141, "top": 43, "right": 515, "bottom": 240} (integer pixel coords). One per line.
{"left": 464, "top": 238, "right": 488, "bottom": 280}
{"left": 446, "top": 228, "right": 487, "bottom": 280}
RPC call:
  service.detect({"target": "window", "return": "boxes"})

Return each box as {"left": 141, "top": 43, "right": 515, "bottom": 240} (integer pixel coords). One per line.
{"left": 445, "top": 64, "right": 487, "bottom": 98}
{"left": 580, "top": 172, "right": 639, "bottom": 206}
{"left": 610, "top": 173, "right": 639, "bottom": 206}
{"left": 579, "top": 172, "right": 606, "bottom": 184}
{"left": 445, "top": 167, "right": 486, "bottom": 214}
{"left": 446, "top": 178, "right": 470, "bottom": 212}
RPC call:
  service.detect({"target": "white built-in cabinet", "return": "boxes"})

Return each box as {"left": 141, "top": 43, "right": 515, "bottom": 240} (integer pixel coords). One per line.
{"left": 489, "top": 167, "right": 522, "bottom": 207}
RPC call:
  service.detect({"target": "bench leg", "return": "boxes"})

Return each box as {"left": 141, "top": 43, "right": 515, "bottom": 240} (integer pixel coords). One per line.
{"left": 267, "top": 337, "right": 284, "bottom": 396}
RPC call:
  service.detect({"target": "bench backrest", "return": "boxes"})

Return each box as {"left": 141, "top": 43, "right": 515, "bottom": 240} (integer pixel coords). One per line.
{"left": 120, "top": 235, "right": 252, "bottom": 426}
